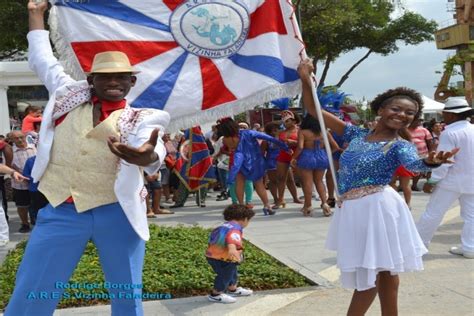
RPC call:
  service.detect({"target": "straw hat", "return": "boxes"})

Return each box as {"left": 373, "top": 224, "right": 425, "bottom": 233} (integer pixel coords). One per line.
{"left": 88, "top": 51, "right": 139, "bottom": 74}
{"left": 442, "top": 97, "right": 472, "bottom": 114}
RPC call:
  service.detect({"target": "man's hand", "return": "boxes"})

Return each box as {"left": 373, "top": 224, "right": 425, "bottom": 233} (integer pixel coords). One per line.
{"left": 28, "top": 0, "right": 48, "bottom": 31}
{"left": 108, "top": 129, "right": 160, "bottom": 166}
{"left": 424, "top": 148, "right": 460, "bottom": 165}
{"left": 423, "top": 183, "right": 435, "bottom": 194}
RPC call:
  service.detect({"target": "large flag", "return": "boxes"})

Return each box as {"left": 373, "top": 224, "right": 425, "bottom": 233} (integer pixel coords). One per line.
{"left": 48, "top": 0, "right": 305, "bottom": 131}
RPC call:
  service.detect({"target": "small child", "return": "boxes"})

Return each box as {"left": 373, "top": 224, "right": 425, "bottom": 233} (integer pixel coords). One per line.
{"left": 206, "top": 204, "right": 255, "bottom": 303}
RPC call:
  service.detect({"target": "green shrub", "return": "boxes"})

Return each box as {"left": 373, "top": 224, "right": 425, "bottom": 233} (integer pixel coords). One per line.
{"left": 0, "top": 225, "right": 310, "bottom": 309}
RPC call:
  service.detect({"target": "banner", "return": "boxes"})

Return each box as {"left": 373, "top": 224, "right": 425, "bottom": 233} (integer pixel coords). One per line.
{"left": 49, "top": 0, "right": 305, "bottom": 130}
{"left": 173, "top": 127, "right": 216, "bottom": 191}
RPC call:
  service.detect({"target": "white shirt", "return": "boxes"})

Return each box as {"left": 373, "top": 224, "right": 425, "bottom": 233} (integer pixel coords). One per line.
{"left": 431, "top": 120, "right": 474, "bottom": 194}
{"left": 28, "top": 30, "right": 170, "bottom": 240}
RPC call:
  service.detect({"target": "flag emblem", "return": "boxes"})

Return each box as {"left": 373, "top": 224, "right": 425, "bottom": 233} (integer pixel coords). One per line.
{"left": 170, "top": 1, "right": 250, "bottom": 59}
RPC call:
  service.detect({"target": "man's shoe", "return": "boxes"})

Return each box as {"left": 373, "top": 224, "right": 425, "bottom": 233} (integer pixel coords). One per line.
{"left": 18, "top": 224, "right": 31, "bottom": 233}
{"left": 227, "top": 287, "right": 253, "bottom": 297}
{"left": 449, "top": 246, "right": 474, "bottom": 259}
{"left": 208, "top": 293, "right": 237, "bottom": 304}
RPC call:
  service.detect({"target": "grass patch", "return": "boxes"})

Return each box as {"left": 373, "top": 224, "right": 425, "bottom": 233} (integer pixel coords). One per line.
{"left": 0, "top": 225, "right": 311, "bottom": 309}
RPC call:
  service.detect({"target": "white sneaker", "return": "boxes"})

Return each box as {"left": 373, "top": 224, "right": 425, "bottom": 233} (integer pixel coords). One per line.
{"left": 0, "top": 240, "right": 8, "bottom": 247}
{"left": 208, "top": 293, "right": 237, "bottom": 304}
{"left": 228, "top": 287, "right": 253, "bottom": 297}
{"left": 449, "top": 246, "right": 474, "bottom": 259}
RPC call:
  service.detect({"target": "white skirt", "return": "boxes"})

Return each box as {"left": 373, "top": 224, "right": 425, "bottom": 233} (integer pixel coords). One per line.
{"left": 326, "top": 186, "right": 427, "bottom": 291}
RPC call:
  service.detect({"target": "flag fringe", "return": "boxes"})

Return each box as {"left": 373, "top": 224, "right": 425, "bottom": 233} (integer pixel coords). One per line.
{"left": 49, "top": 6, "right": 86, "bottom": 81}
{"left": 167, "top": 80, "right": 301, "bottom": 132}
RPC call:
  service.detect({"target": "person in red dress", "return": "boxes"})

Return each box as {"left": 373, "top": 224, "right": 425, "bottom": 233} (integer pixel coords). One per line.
{"left": 274, "top": 110, "right": 303, "bottom": 209}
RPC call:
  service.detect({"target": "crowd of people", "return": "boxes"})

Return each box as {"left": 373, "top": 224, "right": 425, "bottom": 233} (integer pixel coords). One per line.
{"left": 0, "top": 1, "right": 472, "bottom": 315}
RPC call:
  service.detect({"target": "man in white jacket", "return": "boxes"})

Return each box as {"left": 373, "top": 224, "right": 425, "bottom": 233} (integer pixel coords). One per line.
{"left": 5, "top": 2, "right": 169, "bottom": 315}
{"left": 417, "top": 97, "right": 474, "bottom": 259}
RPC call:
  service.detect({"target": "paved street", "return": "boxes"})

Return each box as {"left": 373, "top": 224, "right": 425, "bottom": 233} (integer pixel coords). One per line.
{"left": 1, "top": 184, "right": 473, "bottom": 315}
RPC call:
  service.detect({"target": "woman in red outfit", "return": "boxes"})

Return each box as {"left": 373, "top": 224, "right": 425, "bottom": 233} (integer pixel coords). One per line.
{"left": 273, "top": 110, "right": 303, "bottom": 209}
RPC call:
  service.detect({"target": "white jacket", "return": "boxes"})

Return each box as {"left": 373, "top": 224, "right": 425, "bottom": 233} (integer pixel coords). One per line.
{"left": 431, "top": 120, "right": 474, "bottom": 194}
{"left": 28, "top": 30, "right": 170, "bottom": 240}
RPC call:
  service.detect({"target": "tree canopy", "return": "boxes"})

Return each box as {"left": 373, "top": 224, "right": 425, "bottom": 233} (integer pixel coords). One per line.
{"left": 298, "top": 0, "right": 438, "bottom": 88}
{"left": 0, "top": 1, "right": 29, "bottom": 60}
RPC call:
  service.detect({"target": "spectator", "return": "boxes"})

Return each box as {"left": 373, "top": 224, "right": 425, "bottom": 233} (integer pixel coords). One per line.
{"left": 428, "top": 121, "right": 442, "bottom": 151}
{"left": 22, "top": 155, "right": 48, "bottom": 225}
{"left": 10, "top": 130, "right": 37, "bottom": 232}
{"left": 145, "top": 171, "right": 173, "bottom": 215}
{"left": 0, "top": 164, "right": 29, "bottom": 246}
{"left": 21, "top": 105, "right": 42, "bottom": 134}
{"left": 213, "top": 134, "right": 230, "bottom": 201}
{"left": 408, "top": 118, "right": 434, "bottom": 191}
{"left": 162, "top": 133, "right": 176, "bottom": 203}
{"left": 0, "top": 139, "right": 13, "bottom": 221}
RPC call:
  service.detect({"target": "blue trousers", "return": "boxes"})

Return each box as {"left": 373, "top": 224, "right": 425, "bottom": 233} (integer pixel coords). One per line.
{"left": 5, "top": 202, "right": 145, "bottom": 316}
{"left": 207, "top": 258, "right": 238, "bottom": 292}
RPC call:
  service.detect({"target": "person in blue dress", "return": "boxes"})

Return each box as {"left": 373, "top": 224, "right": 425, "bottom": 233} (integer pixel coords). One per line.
{"left": 291, "top": 114, "right": 340, "bottom": 216}
{"left": 261, "top": 121, "right": 282, "bottom": 206}
{"left": 217, "top": 118, "right": 289, "bottom": 216}
{"left": 298, "top": 59, "right": 459, "bottom": 316}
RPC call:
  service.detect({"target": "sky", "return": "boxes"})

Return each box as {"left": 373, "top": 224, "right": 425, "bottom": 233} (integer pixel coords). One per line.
{"left": 318, "top": 0, "right": 459, "bottom": 102}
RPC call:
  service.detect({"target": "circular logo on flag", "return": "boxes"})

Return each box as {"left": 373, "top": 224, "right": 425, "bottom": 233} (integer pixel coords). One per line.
{"left": 170, "top": 0, "right": 250, "bottom": 59}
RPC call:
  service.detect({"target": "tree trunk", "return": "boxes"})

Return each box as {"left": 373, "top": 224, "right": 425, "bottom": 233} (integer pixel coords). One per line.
{"left": 336, "top": 49, "right": 373, "bottom": 88}
{"left": 318, "top": 55, "right": 332, "bottom": 89}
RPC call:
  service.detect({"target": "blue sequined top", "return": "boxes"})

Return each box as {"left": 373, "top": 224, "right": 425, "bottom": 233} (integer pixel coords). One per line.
{"left": 338, "top": 125, "right": 431, "bottom": 194}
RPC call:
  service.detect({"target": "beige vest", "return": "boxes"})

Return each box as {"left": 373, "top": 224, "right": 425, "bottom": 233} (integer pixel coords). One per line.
{"left": 39, "top": 104, "right": 122, "bottom": 212}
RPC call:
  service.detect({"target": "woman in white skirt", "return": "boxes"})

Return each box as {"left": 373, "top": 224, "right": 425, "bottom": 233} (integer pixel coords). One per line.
{"left": 298, "top": 59, "right": 458, "bottom": 315}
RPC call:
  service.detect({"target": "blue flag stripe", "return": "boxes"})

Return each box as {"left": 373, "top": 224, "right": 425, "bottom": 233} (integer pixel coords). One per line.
{"left": 228, "top": 54, "right": 299, "bottom": 83}
{"left": 132, "top": 51, "right": 188, "bottom": 109}
{"left": 56, "top": 1, "right": 171, "bottom": 33}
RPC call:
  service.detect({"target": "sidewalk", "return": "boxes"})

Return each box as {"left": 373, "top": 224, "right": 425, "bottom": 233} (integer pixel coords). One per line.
{"left": 1, "top": 187, "right": 473, "bottom": 315}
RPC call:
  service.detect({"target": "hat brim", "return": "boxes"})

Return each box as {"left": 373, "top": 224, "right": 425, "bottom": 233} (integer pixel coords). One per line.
{"left": 442, "top": 107, "right": 473, "bottom": 114}
{"left": 86, "top": 68, "right": 140, "bottom": 75}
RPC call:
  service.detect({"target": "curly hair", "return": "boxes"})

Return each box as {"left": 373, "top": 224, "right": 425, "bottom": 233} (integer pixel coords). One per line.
{"left": 370, "top": 87, "right": 424, "bottom": 120}
{"left": 264, "top": 121, "right": 281, "bottom": 135}
{"left": 216, "top": 117, "right": 239, "bottom": 137}
{"left": 223, "top": 204, "right": 255, "bottom": 221}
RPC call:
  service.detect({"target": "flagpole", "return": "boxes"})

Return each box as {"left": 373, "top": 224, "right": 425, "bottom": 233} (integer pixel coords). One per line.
{"left": 307, "top": 76, "right": 340, "bottom": 202}
{"left": 299, "top": 57, "right": 340, "bottom": 202}
{"left": 293, "top": 2, "right": 340, "bottom": 202}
